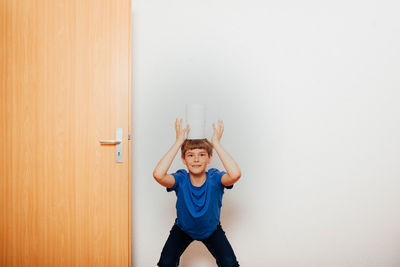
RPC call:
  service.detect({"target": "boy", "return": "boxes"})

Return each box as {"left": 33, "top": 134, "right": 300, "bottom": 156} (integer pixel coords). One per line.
{"left": 153, "top": 118, "right": 241, "bottom": 267}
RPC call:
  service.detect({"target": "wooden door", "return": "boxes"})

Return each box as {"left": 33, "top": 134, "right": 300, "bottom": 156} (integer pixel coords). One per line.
{"left": 0, "top": 0, "right": 131, "bottom": 266}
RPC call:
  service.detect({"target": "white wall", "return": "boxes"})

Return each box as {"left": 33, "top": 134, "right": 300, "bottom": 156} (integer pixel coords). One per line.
{"left": 131, "top": 0, "right": 400, "bottom": 266}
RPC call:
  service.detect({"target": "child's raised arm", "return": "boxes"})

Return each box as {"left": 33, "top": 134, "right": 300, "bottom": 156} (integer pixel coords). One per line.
{"left": 153, "top": 118, "right": 189, "bottom": 188}
{"left": 211, "top": 120, "right": 242, "bottom": 186}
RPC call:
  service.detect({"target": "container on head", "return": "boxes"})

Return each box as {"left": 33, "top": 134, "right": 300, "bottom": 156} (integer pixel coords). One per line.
{"left": 185, "top": 104, "right": 206, "bottom": 140}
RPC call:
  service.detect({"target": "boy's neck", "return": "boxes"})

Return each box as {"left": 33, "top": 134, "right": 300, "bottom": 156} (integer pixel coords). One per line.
{"left": 189, "top": 171, "right": 207, "bottom": 186}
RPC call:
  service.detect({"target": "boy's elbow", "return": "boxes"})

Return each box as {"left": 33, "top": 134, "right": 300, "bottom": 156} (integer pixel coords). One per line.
{"left": 235, "top": 170, "right": 242, "bottom": 179}
{"left": 231, "top": 172, "right": 241, "bottom": 183}
{"left": 153, "top": 171, "right": 163, "bottom": 181}
{"left": 234, "top": 174, "right": 241, "bottom": 182}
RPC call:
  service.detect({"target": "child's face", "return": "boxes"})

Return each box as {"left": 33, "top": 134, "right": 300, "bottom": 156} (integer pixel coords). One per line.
{"left": 182, "top": 148, "right": 212, "bottom": 175}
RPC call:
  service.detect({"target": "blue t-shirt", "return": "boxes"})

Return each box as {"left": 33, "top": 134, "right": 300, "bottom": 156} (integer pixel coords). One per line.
{"left": 167, "top": 168, "right": 233, "bottom": 240}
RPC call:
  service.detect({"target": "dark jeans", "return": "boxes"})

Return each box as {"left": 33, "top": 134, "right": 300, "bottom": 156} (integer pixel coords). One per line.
{"left": 157, "top": 222, "right": 239, "bottom": 267}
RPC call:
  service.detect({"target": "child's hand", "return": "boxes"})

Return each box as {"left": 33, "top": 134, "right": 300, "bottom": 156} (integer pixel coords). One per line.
{"left": 211, "top": 120, "right": 224, "bottom": 146}
{"left": 175, "top": 118, "right": 189, "bottom": 144}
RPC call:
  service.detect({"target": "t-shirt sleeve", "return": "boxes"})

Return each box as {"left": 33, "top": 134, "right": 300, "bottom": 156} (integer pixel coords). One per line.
{"left": 166, "top": 169, "right": 186, "bottom": 192}
{"left": 209, "top": 168, "right": 233, "bottom": 190}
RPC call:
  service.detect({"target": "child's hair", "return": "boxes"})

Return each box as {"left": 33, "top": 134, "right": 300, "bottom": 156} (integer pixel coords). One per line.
{"left": 181, "top": 139, "right": 213, "bottom": 158}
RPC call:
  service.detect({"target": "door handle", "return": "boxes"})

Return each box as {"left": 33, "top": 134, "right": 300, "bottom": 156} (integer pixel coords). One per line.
{"left": 99, "top": 128, "right": 123, "bottom": 163}
{"left": 99, "top": 140, "right": 121, "bottom": 144}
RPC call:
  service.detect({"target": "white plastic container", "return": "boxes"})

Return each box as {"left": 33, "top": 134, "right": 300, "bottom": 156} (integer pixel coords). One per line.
{"left": 185, "top": 104, "right": 206, "bottom": 139}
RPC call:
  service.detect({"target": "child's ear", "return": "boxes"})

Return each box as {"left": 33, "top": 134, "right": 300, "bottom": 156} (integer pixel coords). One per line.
{"left": 181, "top": 156, "right": 187, "bottom": 165}
{"left": 207, "top": 154, "right": 213, "bottom": 163}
